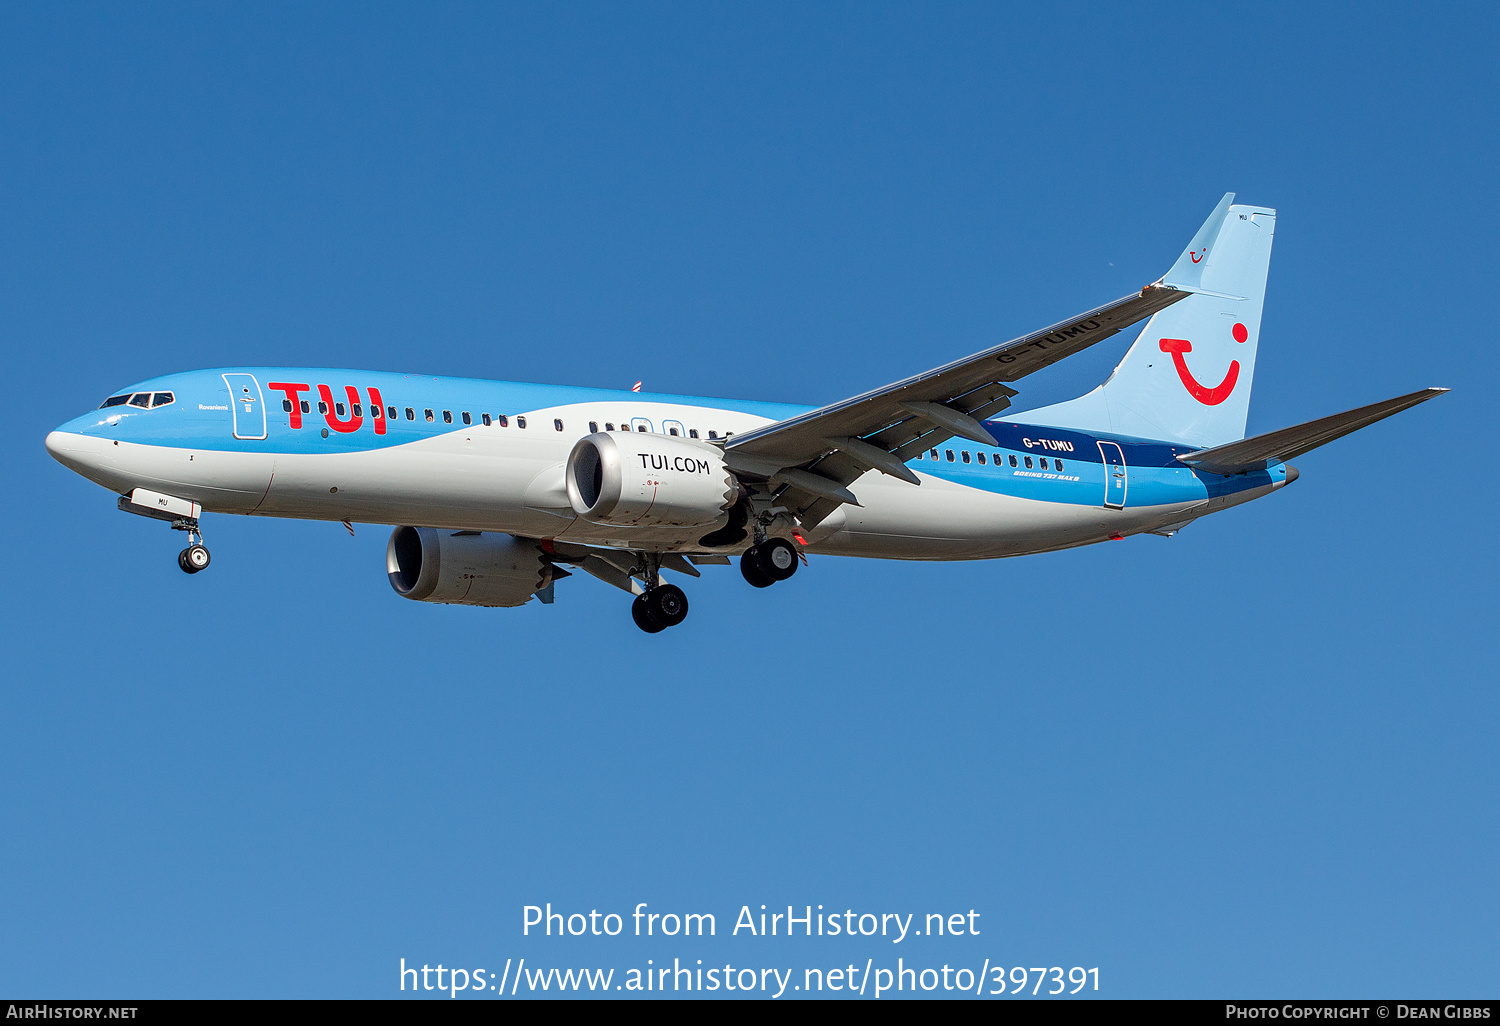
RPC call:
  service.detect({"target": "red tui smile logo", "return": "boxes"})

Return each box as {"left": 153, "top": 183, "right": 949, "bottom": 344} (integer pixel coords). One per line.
{"left": 1160, "top": 322, "right": 1249, "bottom": 406}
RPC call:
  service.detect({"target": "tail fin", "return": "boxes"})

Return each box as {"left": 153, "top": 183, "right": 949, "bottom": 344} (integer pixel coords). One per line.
{"left": 1020, "top": 194, "right": 1276, "bottom": 448}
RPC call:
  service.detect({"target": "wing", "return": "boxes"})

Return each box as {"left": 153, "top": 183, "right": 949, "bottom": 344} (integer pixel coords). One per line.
{"left": 722, "top": 195, "right": 1238, "bottom": 528}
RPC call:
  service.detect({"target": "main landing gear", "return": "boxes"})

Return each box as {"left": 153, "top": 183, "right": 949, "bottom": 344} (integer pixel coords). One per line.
{"left": 620, "top": 537, "right": 799, "bottom": 634}
{"left": 174, "top": 519, "right": 211, "bottom": 575}
{"left": 619, "top": 552, "right": 691, "bottom": 634}
{"left": 631, "top": 583, "right": 688, "bottom": 633}
{"left": 740, "top": 538, "right": 798, "bottom": 589}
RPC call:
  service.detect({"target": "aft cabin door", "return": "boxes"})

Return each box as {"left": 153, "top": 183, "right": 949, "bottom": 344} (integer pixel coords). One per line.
{"left": 1098, "top": 441, "right": 1127, "bottom": 509}
{"left": 223, "top": 373, "right": 267, "bottom": 440}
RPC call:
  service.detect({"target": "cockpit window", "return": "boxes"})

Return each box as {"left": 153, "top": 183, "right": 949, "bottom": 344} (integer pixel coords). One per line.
{"left": 100, "top": 391, "right": 173, "bottom": 410}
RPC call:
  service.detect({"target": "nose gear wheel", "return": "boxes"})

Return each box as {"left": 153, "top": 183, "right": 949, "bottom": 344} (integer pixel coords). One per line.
{"left": 178, "top": 543, "right": 211, "bottom": 574}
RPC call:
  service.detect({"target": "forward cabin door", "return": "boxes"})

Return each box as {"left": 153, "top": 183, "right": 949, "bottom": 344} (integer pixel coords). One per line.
{"left": 1098, "top": 441, "right": 1127, "bottom": 509}
{"left": 223, "top": 373, "right": 267, "bottom": 440}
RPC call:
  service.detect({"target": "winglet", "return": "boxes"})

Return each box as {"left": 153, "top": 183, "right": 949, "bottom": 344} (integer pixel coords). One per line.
{"left": 1161, "top": 192, "right": 1236, "bottom": 295}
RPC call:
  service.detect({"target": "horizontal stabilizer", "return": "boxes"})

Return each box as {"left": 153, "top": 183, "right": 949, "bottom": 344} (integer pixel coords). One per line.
{"left": 1177, "top": 387, "right": 1448, "bottom": 475}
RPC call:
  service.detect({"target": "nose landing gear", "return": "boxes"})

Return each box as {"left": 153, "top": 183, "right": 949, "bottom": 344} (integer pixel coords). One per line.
{"left": 116, "top": 491, "right": 212, "bottom": 575}
{"left": 178, "top": 542, "right": 211, "bottom": 574}
{"left": 169, "top": 518, "right": 210, "bottom": 575}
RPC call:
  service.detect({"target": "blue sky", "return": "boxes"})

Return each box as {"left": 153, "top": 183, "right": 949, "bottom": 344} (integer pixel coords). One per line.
{"left": 2, "top": 2, "right": 1495, "bottom": 999}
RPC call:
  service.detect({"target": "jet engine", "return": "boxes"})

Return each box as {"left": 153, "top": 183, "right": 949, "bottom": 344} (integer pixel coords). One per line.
{"left": 566, "top": 431, "right": 738, "bottom": 528}
{"left": 386, "top": 527, "right": 554, "bottom": 607}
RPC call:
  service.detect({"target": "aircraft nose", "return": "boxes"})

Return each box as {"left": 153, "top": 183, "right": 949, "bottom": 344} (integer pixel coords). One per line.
{"left": 45, "top": 428, "right": 114, "bottom": 476}
{"left": 45, "top": 429, "right": 77, "bottom": 465}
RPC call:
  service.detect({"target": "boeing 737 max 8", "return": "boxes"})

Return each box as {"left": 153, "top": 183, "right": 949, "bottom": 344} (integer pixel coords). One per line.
{"left": 45, "top": 195, "right": 1446, "bottom": 632}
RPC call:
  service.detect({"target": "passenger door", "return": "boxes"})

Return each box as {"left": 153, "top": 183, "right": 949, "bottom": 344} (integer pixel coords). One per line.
{"left": 1097, "top": 441, "right": 1127, "bottom": 508}
{"left": 222, "top": 373, "right": 267, "bottom": 440}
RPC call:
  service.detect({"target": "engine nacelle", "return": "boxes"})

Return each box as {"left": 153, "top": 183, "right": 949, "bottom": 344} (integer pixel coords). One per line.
{"left": 566, "top": 431, "right": 738, "bottom": 528}
{"left": 386, "top": 527, "right": 553, "bottom": 607}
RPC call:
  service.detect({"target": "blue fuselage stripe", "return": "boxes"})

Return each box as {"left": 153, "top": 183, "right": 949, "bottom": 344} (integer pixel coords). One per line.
{"left": 59, "top": 367, "right": 1281, "bottom": 509}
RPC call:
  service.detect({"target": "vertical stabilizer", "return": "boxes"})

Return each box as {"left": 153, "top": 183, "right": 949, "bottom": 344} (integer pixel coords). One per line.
{"left": 1017, "top": 195, "right": 1276, "bottom": 448}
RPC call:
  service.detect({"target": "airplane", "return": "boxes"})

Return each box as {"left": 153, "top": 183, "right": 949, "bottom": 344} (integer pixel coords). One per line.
{"left": 45, "top": 194, "right": 1446, "bottom": 633}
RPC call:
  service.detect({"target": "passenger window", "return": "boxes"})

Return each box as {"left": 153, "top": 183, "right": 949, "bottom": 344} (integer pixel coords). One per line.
{"left": 1055, "top": 459, "right": 1064, "bottom": 471}
{"left": 604, "top": 422, "right": 615, "bottom": 431}
{"left": 352, "top": 404, "right": 362, "bottom": 416}
{"left": 405, "top": 408, "right": 414, "bottom": 420}
{"left": 335, "top": 403, "right": 347, "bottom": 417}
{"left": 424, "top": 409, "right": 434, "bottom": 422}
{"left": 129, "top": 393, "right": 151, "bottom": 408}
{"left": 462, "top": 411, "right": 471, "bottom": 425}
{"left": 669, "top": 427, "right": 678, "bottom": 436}
{"left": 372, "top": 405, "right": 382, "bottom": 419}
{"left": 961, "top": 451, "right": 971, "bottom": 463}
{"left": 708, "top": 431, "right": 718, "bottom": 439}
{"left": 930, "top": 449, "right": 939, "bottom": 460}
{"left": 1039, "top": 458, "right": 1048, "bottom": 470}
{"left": 319, "top": 401, "right": 330, "bottom": 414}
{"left": 99, "top": 395, "right": 130, "bottom": 408}
{"left": 498, "top": 415, "right": 509, "bottom": 427}
{"left": 977, "top": 452, "right": 986, "bottom": 464}
{"left": 282, "top": 399, "right": 293, "bottom": 412}
{"left": 554, "top": 418, "right": 564, "bottom": 431}
{"left": 387, "top": 406, "right": 397, "bottom": 419}
{"left": 482, "top": 413, "right": 492, "bottom": 426}
{"left": 589, "top": 421, "right": 598, "bottom": 432}
{"left": 152, "top": 392, "right": 174, "bottom": 407}
{"left": 301, "top": 401, "right": 311, "bottom": 414}
{"left": 637, "top": 424, "right": 647, "bottom": 432}
{"left": 689, "top": 429, "right": 698, "bottom": 438}
{"left": 1024, "top": 456, "right": 1033, "bottom": 468}
{"left": 1009, "top": 454, "right": 1018, "bottom": 467}
{"left": 993, "top": 452, "right": 1002, "bottom": 464}
{"left": 517, "top": 416, "right": 527, "bottom": 428}
{"left": 443, "top": 411, "right": 452, "bottom": 424}
{"left": 945, "top": 450, "right": 955, "bottom": 462}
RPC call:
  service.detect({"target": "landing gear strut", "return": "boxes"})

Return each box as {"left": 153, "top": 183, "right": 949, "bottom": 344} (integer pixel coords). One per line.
{"left": 173, "top": 518, "right": 210, "bottom": 575}
{"left": 740, "top": 538, "right": 798, "bottom": 588}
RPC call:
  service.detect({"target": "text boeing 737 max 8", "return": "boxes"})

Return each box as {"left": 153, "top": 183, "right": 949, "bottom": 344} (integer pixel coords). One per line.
{"left": 45, "top": 195, "right": 1446, "bottom": 632}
